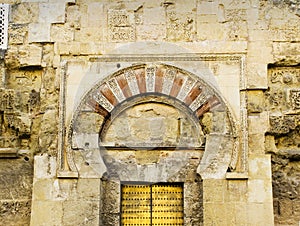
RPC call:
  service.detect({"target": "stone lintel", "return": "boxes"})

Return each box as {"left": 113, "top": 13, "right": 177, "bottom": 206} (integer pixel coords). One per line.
{"left": 57, "top": 170, "right": 78, "bottom": 178}
{"left": 225, "top": 172, "right": 248, "bottom": 180}
{"left": 0, "top": 148, "right": 18, "bottom": 158}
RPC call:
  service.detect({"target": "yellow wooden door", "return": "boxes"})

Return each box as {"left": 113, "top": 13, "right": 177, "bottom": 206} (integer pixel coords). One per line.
{"left": 121, "top": 183, "right": 184, "bottom": 226}
{"left": 151, "top": 184, "right": 184, "bottom": 226}
{"left": 121, "top": 184, "right": 151, "bottom": 226}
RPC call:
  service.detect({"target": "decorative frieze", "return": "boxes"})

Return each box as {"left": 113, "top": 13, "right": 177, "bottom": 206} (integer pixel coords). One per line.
{"left": 189, "top": 88, "right": 213, "bottom": 112}
{"left": 177, "top": 76, "right": 195, "bottom": 102}
{"left": 124, "top": 69, "right": 140, "bottom": 96}
{"left": 145, "top": 65, "right": 156, "bottom": 93}
{"left": 106, "top": 78, "right": 126, "bottom": 103}
{"left": 162, "top": 68, "right": 176, "bottom": 95}
{"left": 92, "top": 92, "right": 114, "bottom": 112}
{"left": 269, "top": 68, "right": 300, "bottom": 84}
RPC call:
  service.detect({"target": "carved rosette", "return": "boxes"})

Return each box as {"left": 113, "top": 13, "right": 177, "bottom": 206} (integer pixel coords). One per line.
{"left": 267, "top": 68, "right": 300, "bottom": 113}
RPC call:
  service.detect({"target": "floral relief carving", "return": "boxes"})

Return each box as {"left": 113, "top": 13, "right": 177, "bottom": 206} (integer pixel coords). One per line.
{"left": 108, "top": 10, "right": 135, "bottom": 42}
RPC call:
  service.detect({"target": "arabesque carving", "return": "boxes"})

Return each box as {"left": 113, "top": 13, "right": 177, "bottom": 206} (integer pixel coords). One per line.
{"left": 108, "top": 10, "right": 135, "bottom": 42}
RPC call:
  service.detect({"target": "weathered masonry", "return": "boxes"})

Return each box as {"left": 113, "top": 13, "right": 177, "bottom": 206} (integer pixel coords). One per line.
{"left": 0, "top": 1, "right": 299, "bottom": 226}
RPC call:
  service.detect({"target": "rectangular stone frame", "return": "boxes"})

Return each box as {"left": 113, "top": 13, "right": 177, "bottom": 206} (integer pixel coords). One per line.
{"left": 57, "top": 54, "right": 248, "bottom": 178}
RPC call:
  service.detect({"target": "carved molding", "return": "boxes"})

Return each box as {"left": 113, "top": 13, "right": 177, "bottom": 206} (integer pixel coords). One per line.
{"left": 59, "top": 54, "right": 246, "bottom": 178}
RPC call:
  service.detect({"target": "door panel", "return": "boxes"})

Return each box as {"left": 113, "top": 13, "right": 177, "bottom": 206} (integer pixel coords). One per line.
{"left": 151, "top": 184, "right": 184, "bottom": 226}
{"left": 121, "top": 184, "right": 151, "bottom": 226}
{"left": 121, "top": 183, "right": 183, "bottom": 226}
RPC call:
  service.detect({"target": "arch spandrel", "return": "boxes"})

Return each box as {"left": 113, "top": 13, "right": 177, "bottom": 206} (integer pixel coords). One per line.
{"left": 70, "top": 63, "right": 239, "bottom": 179}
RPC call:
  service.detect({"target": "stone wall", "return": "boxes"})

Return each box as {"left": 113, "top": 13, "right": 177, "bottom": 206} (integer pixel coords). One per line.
{"left": 264, "top": 67, "right": 300, "bottom": 225}
{"left": 0, "top": 0, "right": 299, "bottom": 225}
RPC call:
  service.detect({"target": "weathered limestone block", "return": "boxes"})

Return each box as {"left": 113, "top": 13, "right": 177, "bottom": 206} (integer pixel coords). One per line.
{"left": 272, "top": 149, "right": 300, "bottom": 225}
{"left": 55, "top": 42, "right": 81, "bottom": 55}
{"left": 248, "top": 179, "right": 273, "bottom": 203}
{"left": 33, "top": 155, "right": 56, "bottom": 179}
{"left": 184, "top": 182, "right": 203, "bottom": 226}
{"left": 30, "top": 200, "right": 63, "bottom": 226}
{"left": 6, "top": 69, "right": 42, "bottom": 94}
{"left": 0, "top": 158, "right": 33, "bottom": 226}
{"left": 41, "top": 44, "right": 55, "bottom": 68}
{"left": 197, "top": 1, "right": 218, "bottom": 15}
{"left": 75, "top": 179, "right": 101, "bottom": 200}
{"left": 249, "top": 154, "right": 272, "bottom": 180}
{"left": 197, "top": 22, "right": 226, "bottom": 41}
{"left": 74, "top": 27, "right": 103, "bottom": 42}
{"left": 32, "top": 179, "right": 56, "bottom": 201}
{"left": 38, "top": 108, "right": 58, "bottom": 155}
{"left": 273, "top": 42, "right": 300, "bottom": 65}
{"left": 101, "top": 180, "right": 120, "bottom": 214}
{"left": 199, "top": 135, "right": 233, "bottom": 179}
{"left": 247, "top": 90, "right": 264, "bottom": 113}
{"left": 19, "top": 45, "right": 42, "bottom": 67}
{"left": 73, "top": 148, "right": 107, "bottom": 178}
{"left": 28, "top": 23, "right": 51, "bottom": 43}
{"left": 74, "top": 112, "right": 104, "bottom": 134}
{"left": 203, "top": 179, "right": 245, "bottom": 225}
{"left": 143, "top": 7, "right": 165, "bottom": 25}
{"left": 248, "top": 112, "right": 269, "bottom": 135}
{"left": 11, "top": 3, "right": 39, "bottom": 24}
{"left": 246, "top": 63, "right": 268, "bottom": 89}
{"left": 247, "top": 202, "right": 274, "bottom": 226}
{"left": 203, "top": 202, "right": 226, "bottom": 225}
{"left": 50, "top": 24, "right": 74, "bottom": 43}
{"left": 268, "top": 115, "right": 298, "bottom": 134}
{"left": 276, "top": 131, "right": 300, "bottom": 150}
{"left": 203, "top": 179, "right": 225, "bottom": 203}
{"left": 41, "top": 67, "right": 58, "bottom": 94}
{"left": 87, "top": 2, "right": 104, "bottom": 28}
{"left": 13, "top": 112, "right": 31, "bottom": 134}
{"left": 0, "top": 200, "right": 31, "bottom": 226}
{"left": 4, "top": 45, "right": 20, "bottom": 69}
{"left": 225, "top": 180, "right": 247, "bottom": 202}
{"left": 79, "top": 42, "right": 103, "bottom": 55}
{"left": 39, "top": 3, "right": 66, "bottom": 24}
{"left": 265, "top": 135, "right": 277, "bottom": 153}
{"left": 8, "top": 24, "right": 27, "bottom": 45}
{"left": 136, "top": 24, "right": 166, "bottom": 41}
{"left": 62, "top": 200, "right": 99, "bottom": 226}
{"left": 0, "top": 158, "right": 33, "bottom": 199}
{"left": 66, "top": 4, "right": 81, "bottom": 30}
{"left": 248, "top": 112, "right": 269, "bottom": 154}
{"left": 103, "top": 103, "right": 203, "bottom": 147}
{"left": 248, "top": 133, "right": 266, "bottom": 154}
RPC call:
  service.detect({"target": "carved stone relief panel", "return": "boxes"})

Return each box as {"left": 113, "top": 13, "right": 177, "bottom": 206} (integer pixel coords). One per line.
{"left": 166, "top": 11, "right": 196, "bottom": 42}
{"left": 61, "top": 54, "right": 245, "bottom": 178}
{"left": 108, "top": 10, "right": 135, "bottom": 42}
{"left": 266, "top": 67, "right": 300, "bottom": 150}
{"left": 266, "top": 67, "right": 300, "bottom": 113}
